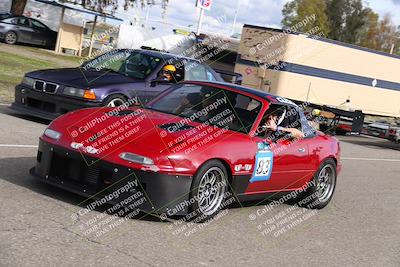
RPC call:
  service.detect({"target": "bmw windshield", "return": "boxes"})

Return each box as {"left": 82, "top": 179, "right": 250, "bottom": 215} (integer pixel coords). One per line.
{"left": 81, "top": 50, "right": 162, "bottom": 79}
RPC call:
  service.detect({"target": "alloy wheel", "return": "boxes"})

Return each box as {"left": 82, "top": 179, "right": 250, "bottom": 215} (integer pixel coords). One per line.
{"left": 197, "top": 167, "right": 227, "bottom": 216}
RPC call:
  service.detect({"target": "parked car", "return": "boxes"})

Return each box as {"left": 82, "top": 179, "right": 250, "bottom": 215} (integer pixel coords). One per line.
{"left": 0, "top": 12, "right": 12, "bottom": 20}
{"left": 0, "top": 15, "right": 57, "bottom": 48}
{"left": 388, "top": 125, "right": 400, "bottom": 143}
{"left": 366, "top": 123, "right": 390, "bottom": 138}
{"left": 30, "top": 81, "right": 341, "bottom": 221}
{"left": 11, "top": 49, "right": 224, "bottom": 120}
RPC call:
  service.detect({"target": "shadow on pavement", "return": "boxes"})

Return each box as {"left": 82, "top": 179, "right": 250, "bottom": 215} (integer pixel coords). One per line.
{"left": 0, "top": 105, "right": 50, "bottom": 125}
{"left": 0, "top": 156, "right": 292, "bottom": 224}
{"left": 338, "top": 135, "right": 400, "bottom": 151}
{"left": 0, "top": 156, "right": 164, "bottom": 223}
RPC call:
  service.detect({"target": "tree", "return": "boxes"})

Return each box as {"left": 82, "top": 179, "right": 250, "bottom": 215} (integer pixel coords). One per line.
{"left": 326, "top": 0, "right": 346, "bottom": 40}
{"left": 10, "top": 0, "right": 27, "bottom": 15}
{"left": 373, "top": 14, "right": 400, "bottom": 53}
{"left": 10, "top": 0, "right": 168, "bottom": 15}
{"left": 282, "top": 0, "right": 400, "bottom": 54}
{"left": 358, "top": 10, "right": 380, "bottom": 50}
{"left": 325, "top": 0, "right": 377, "bottom": 43}
{"left": 282, "top": 0, "right": 330, "bottom": 37}
{"left": 341, "top": 0, "right": 371, "bottom": 44}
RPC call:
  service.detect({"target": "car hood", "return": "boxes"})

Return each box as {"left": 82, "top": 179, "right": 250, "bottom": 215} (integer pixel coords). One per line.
{"left": 26, "top": 68, "right": 142, "bottom": 88}
{"left": 46, "top": 107, "right": 227, "bottom": 166}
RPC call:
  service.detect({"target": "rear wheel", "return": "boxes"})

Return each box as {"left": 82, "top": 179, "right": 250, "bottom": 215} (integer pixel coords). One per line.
{"left": 103, "top": 94, "right": 128, "bottom": 107}
{"left": 295, "top": 159, "right": 337, "bottom": 209}
{"left": 5, "top": 31, "right": 17, "bottom": 45}
{"left": 189, "top": 160, "right": 228, "bottom": 222}
{"left": 335, "top": 128, "right": 347, "bottom": 135}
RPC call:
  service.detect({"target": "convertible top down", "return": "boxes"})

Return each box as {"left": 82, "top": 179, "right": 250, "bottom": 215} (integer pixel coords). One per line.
{"left": 30, "top": 81, "right": 341, "bottom": 222}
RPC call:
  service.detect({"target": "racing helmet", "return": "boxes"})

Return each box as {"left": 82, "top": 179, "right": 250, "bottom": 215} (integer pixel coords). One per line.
{"left": 162, "top": 65, "right": 177, "bottom": 73}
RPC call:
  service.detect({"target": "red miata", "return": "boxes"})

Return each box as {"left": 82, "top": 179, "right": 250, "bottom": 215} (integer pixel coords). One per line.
{"left": 31, "top": 81, "right": 341, "bottom": 221}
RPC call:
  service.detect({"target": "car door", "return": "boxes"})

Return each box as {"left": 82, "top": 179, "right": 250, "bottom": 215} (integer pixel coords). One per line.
{"left": 30, "top": 19, "right": 48, "bottom": 45}
{"left": 15, "top": 17, "right": 34, "bottom": 43}
{"left": 245, "top": 104, "right": 314, "bottom": 193}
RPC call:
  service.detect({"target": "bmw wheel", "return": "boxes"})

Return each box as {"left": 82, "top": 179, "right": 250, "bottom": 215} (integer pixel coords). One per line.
{"left": 296, "top": 159, "right": 337, "bottom": 209}
{"left": 103, "top": 94, "right": 128, "bottom": 107}
{"left": 190, "top": 160, "right": 228, "bottom": 222}
{"left": 5, "top": 31, "right": 17, "bottom": 45}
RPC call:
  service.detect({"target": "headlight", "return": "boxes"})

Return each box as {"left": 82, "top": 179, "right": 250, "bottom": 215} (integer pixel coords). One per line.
{"left": 63, "top": 87, "right": 85, "bottom": 97}
{"left": 22, "top": 76, "right": 35, "bottom": 87}
{"left": 63, "top": 87, "right": 97, "bottom": 100}
{"left": 44, "top": 129, "right": 61, "bottom": 140}
{"left": 119, "top": 152, "right": 154, "bottom": 165}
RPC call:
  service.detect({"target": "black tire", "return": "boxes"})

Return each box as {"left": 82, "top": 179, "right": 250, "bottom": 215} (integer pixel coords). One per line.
{"left": 294, "top": 158, "right": 337, "bottom": 209}
{"left": 103, "top": 94, "right": 128, "bottom": 107}
{"left": 4, "top": 31, "right": 17, "bottom": 45}
{"left": 335, "top": 128, "right": 347, "bottom": 135}
{"left": 189, "top": 160, "right": 229, "bottom": 223}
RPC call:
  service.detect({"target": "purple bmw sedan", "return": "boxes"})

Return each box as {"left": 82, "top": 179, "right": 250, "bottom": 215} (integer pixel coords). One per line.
{"left": 11, "top": 49, "right": 224, "bottom": 120}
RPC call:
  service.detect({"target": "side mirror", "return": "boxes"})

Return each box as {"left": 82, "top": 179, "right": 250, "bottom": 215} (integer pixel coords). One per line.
{"left": 150, "top": 76, "right": 170, "bottom": 87}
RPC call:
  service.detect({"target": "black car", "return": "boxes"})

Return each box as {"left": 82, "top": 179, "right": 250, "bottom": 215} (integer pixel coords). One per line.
{"left": 0, "top": 12, "right": 12, "bottom": 20}
{"left": 0, "top": 16, "right": 57, "bottom": 49}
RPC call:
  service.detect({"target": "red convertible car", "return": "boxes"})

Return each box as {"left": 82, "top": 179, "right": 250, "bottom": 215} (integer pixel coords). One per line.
{"left": 31, "top": 81, "right": 341, "bottom": 221}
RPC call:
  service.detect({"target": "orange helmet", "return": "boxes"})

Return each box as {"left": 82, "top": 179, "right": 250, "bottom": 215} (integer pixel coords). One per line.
{"left": 163, "top": 65, "right": 176, "bottom": 73}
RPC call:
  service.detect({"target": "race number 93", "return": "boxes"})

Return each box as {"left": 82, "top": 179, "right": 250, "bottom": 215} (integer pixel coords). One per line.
{"left": 250, "top": 150, "right": 274, "bottom": 183}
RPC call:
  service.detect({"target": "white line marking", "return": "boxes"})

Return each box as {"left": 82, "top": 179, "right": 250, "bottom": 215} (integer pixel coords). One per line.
{"left": 342, "top": 157, "right": 400, "bottom": 162}
{"left": 0, "top": 144, "right": 38, "bottom": 148}
{"left": 0, "top": 103, "right": 10, "bottom": 106}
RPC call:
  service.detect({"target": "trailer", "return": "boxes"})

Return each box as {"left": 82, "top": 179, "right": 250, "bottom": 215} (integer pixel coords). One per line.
{"left": 234, "top": 24, "right": 400, "bottom": 119}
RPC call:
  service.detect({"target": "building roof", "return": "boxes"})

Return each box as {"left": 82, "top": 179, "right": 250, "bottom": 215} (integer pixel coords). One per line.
{"left": 34, "top": 0, "right": 123, "bottom": 21}
{"left": 243, "top": 24, "right": 400, "bottom": 60}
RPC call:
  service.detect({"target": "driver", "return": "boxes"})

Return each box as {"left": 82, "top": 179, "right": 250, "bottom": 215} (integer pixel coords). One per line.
{"left": 263, "top": 106, "right": 304, "bottom": 140}
{"left": 161, "top": 65, "right": 177, "bottom": 82}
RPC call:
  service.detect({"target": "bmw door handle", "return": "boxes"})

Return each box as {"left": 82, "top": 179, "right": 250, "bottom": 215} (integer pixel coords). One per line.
{"left": 298, "top": 148, "right": 306, "bottom": 153}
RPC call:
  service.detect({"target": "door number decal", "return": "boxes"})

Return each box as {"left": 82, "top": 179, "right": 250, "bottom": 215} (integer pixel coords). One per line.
{"left": 250, "top": 144, "right": 274, "bottom": 183}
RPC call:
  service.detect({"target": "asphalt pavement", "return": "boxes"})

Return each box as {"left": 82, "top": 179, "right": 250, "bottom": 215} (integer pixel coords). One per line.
{"left": 0, "top": 105, "right": 399, "bottom": 266}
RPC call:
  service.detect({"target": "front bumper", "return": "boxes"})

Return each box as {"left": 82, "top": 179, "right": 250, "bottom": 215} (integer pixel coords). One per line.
{"left": 11, "top": 85, "right": 102, "bottom": 120}
{"left": 388, "top": 134, "right": 400, "bottom": 142}
{"left": 31, "top": 140, "right": 193, "bottom": 215}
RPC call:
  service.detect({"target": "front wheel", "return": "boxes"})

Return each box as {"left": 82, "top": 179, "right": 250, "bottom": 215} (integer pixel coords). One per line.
{"left": 189, "top": 160, "right": 229, "bottom": 222}
{"left": 296, "top": 159, "right": 337, "bottom": 209}
{"left": 4, "top": 31, "right": 17, "bottom": 45}
{"left": 103, "top": 94, "right": 128, "bottom": 107}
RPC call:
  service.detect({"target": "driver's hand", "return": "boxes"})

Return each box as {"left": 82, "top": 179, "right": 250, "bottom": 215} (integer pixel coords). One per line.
{"left": 287, "top": 128, "right": 305, "bottom": 139}
{"left": 265, "top": 117, "right": 277, "bottom": 132}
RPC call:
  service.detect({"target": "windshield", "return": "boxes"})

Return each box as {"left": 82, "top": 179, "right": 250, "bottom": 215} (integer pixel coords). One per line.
{"left": 147, "top": 84, "right": 262, "bottom": 134}
{"left": 81, "top": 50, "right": 162, "bottom": 79}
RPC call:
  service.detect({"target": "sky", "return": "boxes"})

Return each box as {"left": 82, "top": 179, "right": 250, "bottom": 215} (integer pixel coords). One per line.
{"left": 0, "top": 0, "right": 398, "bottom": 35}
{"left": 112, "top": 0, "right": 400, "bottom": 36}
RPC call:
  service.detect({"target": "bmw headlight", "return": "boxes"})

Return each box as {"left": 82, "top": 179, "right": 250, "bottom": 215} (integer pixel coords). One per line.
{"left": 44, "top": 129, "right": 62, "bottom": 140}
{"left": 63, "top": 87, "right": 85, "bottom": 97}
{"left": 22, "top": 76, "right": 35, "bottom": 87}
{"left": 119, "top": 152, "right": 154, "bottom": 165}
{"left": 63, "top": 87, "right": 96, "bottom": 100}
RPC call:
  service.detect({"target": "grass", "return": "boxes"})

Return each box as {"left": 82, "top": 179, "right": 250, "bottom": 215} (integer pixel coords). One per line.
{"left": 0, "top": 46, "right": 81, "bottom": 103}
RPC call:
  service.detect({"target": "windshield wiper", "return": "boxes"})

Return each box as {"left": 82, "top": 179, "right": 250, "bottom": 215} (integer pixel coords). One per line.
{"left": 83, "top": 67, "right": 123, "bottom": 75}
